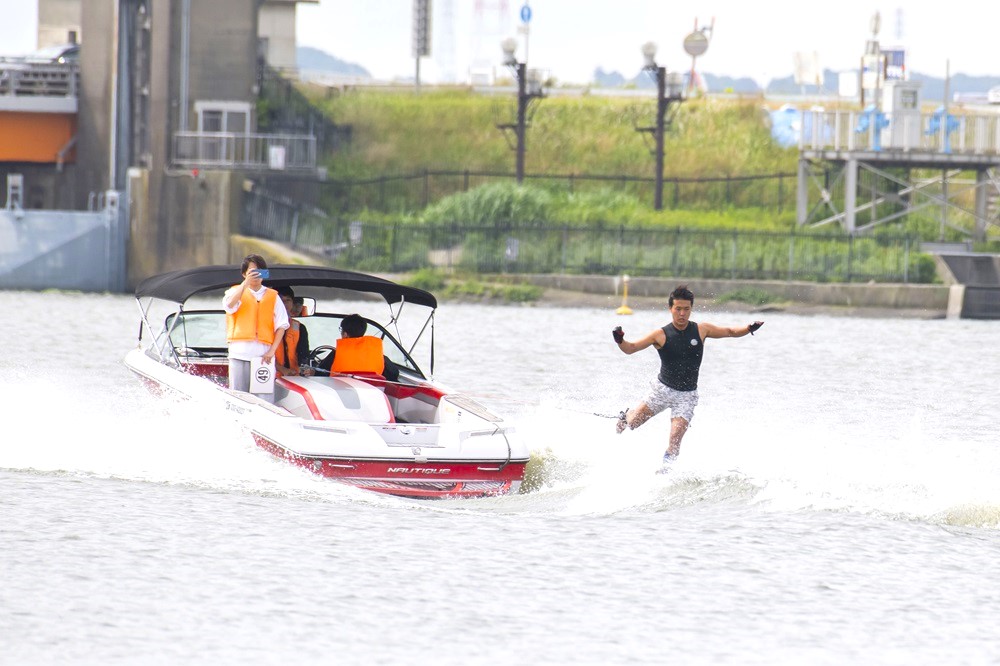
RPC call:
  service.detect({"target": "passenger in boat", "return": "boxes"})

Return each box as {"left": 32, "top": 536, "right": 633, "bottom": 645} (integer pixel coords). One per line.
{"left": 222, "top": 254, "right": 289, "bottom": 400}
{"left": 318, "top": 314, "right": 400, "bottom": 382}
{"left": 611, "top": 284, "right": 764, "bottom": 463}
{"left": 274, "top": 286, "right": 313, "bottom": 377}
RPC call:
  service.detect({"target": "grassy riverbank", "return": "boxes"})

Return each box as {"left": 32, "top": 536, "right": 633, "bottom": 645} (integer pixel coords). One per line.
{"left": 308, "top": 88, "right": 795, "bottom": 180}
{"left": 302, "top": 87, "right": 987, "bottom": 242}
{"left": 280, "top": 86, "right": 998, "bottom": 285}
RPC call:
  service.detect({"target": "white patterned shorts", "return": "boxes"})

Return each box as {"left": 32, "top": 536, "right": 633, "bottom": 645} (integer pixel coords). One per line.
{"left": 644, "top": 381, "right": 699, "bottom": 423}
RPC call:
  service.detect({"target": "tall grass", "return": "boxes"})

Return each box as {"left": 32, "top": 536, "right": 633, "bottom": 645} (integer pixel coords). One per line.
{"left": 309, "top": 88, "right": 795, "bottom": 179}
{"left": 301, "top": 87, "right": 997, "bottom": 245}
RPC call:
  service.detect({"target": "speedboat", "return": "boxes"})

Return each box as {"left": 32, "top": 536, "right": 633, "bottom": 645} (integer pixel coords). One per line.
{"left": 124, "top": 265, "right": 528, "bottom": 499}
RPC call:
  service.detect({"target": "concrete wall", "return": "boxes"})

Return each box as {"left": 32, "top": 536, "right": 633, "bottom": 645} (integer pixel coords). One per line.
{"left": 128, "top": 0, "right": 261, "bottom": 285}
{"left": 186, "top": 0, "right": 260, "bottom": 112}
{"left": 514, "top": 274, "right": 952, "bottom": 313}
{"left": 38, "top": 0, "right": 83, "bottom": 47}
{"left": 128, "top": 168, "right": 242, "bottom": 282}
{"left": 1, "top": 165, "right": 85, "bottom": 210}
{"left": 258, "top": 3, "right": 297, "bottom": 70}
{"left": 75, "top": 0, "right": 116, "bottom": 205}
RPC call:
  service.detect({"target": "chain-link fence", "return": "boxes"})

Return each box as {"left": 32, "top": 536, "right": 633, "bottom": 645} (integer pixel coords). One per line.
{"left": 241, "top": 194, "right": 931, "bottom": 283}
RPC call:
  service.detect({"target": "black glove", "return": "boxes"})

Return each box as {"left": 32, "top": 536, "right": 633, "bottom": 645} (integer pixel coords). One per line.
{"left": 612, "top": 326, "right": 624, "bottom": 344}
{"left": 748, "top": 321, "right": 764, "bottom": 335}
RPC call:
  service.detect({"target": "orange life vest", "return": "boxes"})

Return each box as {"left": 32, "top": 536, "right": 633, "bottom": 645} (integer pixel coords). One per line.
{"left": 275, "top": 322, "right": 301, "bottom": 369}
{"left": 332, "top": 336, "right": 384, "bottom": 375}
{"left": 226, "top": 287, "right": 278, "bottom": 345}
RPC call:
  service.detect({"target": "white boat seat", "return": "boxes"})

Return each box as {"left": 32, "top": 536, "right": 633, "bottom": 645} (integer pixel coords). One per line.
{"left": 276, "top": 376, "right": 394, "bottom": 423}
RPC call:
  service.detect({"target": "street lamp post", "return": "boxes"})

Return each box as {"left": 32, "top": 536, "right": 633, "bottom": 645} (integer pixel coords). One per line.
{"left": 636, "top": 42, "right": 684, "bottom": 210}
{"left": 497, "top": 38, "right": 544, "bottom": 184}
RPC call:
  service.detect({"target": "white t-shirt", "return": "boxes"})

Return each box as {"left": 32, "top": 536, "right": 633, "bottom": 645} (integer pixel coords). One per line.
{"left": 223, "top": 285, "right": 290, "bottom": 361}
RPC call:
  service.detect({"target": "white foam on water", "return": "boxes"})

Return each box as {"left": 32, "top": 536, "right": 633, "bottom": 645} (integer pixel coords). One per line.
{"left": 508, "top": 390, "right": 1000, "bottom": 528}
{"left": 0, "top": 370, "right": 395, "bottom": 507}
{"left": 7, "top": 359, "right": 998, "bottom": 527}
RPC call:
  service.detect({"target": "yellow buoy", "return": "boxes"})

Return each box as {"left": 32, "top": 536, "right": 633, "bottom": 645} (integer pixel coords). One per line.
{"left": 616, "top": 274, "right": 633, "bottom": 315}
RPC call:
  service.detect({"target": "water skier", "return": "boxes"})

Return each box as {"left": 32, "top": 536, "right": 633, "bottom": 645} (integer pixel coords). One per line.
{"left": 612, "top": 285, "right": 764, "bottom": 463}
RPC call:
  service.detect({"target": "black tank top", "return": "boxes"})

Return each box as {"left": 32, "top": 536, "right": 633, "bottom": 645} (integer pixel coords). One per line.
{"left": 656, "top": 322, "right": 703, "bottom": 391}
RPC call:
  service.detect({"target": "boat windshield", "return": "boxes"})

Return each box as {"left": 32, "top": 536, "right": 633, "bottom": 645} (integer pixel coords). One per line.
{"left": 163, "top": 310, "right": 423, "bottom": 376}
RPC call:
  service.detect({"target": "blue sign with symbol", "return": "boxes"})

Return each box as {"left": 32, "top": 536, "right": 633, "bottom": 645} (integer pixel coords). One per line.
{"left": 520, "top": 3, "right": 531, "bottom": 23}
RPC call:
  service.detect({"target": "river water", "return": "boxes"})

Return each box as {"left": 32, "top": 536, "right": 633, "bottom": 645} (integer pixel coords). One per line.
{"left": 2, "top": 290, "right": 999, "bottom": 665}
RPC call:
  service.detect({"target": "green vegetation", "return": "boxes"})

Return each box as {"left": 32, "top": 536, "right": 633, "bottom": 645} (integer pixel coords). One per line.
{"left": 401, "top": 267, "right": 446, "bottom": 292}
{"left": 402, "top": 268, "right": 543, "bottom": 303}
{"left": 417, "top": 182, "right": 796, "bottom": 230}
{"left": 716, "top": 288, "right": 784, "bottom": 306}
{"left": 285, "top": 87, "right": 997, "bottom": 283}
{"left": 442, "top": 280, "right": 542, "bottom": 303}
{"left": 308, "top": 88, "right": 793, "bottom": 179}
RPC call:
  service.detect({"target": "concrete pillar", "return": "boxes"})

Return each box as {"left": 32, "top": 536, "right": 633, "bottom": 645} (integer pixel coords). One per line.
{"left": 946, "top": 284, "right": 966, "bottom": 319}
{"left": 844, "top": 159, "right": 858, "bottom": 233}
{"left": 940, "top": 169, "right": 949, "bottom": 241}
{"left": 974, "top": 169, "right": 989, "bottom": 242}
{"left": 796, "top": 157, "right": 809, "bottom": 225}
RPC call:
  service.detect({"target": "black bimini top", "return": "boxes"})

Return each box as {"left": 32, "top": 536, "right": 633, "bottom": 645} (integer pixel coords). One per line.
{"left": 134, "top": 264, "right": 437, "bottom": 309}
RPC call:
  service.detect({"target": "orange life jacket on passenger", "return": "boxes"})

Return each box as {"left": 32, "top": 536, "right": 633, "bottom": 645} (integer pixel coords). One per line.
{"left": 226, "top": 287, "right": 278, "bottom": 345}
{"left": 331, "top": 336, "right": 385, "bottom": 375}
{"left": 275, "top": 322, "right": 301, "bottom": 369}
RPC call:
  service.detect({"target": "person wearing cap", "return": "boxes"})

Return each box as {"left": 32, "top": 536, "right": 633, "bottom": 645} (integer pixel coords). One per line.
{"left": 222, "top": 254, "right": 289, "bottom": 400}
{"left": 611, "top": 284, "right": 764, "bottom": 464}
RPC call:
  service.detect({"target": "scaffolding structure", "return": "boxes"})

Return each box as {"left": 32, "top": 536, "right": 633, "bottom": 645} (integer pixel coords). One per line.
{"left": 796, "top": 108, "right": 1000, "bottom": 241}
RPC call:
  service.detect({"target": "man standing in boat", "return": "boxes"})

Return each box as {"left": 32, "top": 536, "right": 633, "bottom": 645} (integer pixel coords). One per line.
{"left": 612, "top": 285, "right": 764, "bottom": 462}
{"left": 222, "top": 254, "right": 289, "bottom": 400}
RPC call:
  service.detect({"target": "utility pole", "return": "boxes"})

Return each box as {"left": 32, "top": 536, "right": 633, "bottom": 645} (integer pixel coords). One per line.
{"left": 496, "top": 38, "right": 544, "bottom": 184}
{"left": 412, "top": 0, "right": 431, "bottom": 93}
{"left": 637, "top": 42, "right": 684, "bottom": 210}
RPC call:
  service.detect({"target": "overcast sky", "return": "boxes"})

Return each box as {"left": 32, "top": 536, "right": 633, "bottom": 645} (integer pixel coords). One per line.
{"left": 2, "top": 1, "right": 997, "bottom": 85}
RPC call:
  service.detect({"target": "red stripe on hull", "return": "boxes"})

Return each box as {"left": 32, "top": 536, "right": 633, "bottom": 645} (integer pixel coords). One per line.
{"left": 252, "top": 433, "right": 525, "bottom": 499}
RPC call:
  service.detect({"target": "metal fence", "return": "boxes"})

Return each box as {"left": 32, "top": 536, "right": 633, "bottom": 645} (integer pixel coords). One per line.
{"left": 317, "top": 170, "right": 796, "bottom": 215}
{"left": 172, "top": 131, "right": 317, "bottom": 172}
{"left": 241, "top": 194, "right": 927, "bottom": 283}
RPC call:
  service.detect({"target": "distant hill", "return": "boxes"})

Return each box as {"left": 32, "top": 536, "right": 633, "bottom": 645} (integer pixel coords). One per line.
{"left": 593, "top": 65, "right": 1000, "bottom": 100}
{"left": 908, "top": 72, "right": 1000, "bottom": 101}
{"left": 765, "top": 68, "right": 844, "bottom": 95}
{"left": 592, "top": 67, "right": 760, "bottom": 94}
{"left": 766, "top": 69, "right": 1000, "bottom": 100}
{"left": 592, "top": 67, "right": 627, "bottom": 88}
{"left": 701, "top": 73, "right": 761, "bottom": 94}
{"left": 297, "top": 46, "right": 371, "bottom": 78}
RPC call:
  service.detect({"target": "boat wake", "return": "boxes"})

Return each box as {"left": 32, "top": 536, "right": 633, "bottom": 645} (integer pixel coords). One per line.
{"left": 5, "top": 372, "right": 1000, "bottom": 528}
{"left": 495, "top": 397, "right": 1000, "bottom": 529}
{"left": 0, "top": 372, "right": 401, "bottom": 509}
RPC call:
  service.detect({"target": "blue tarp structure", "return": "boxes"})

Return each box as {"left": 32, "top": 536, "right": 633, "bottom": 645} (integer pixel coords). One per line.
{"left": 769, "top": 105, "right": 831, "bottom": 147}
{"left": 769, "top": 105, "right": 801, "bottom": 147}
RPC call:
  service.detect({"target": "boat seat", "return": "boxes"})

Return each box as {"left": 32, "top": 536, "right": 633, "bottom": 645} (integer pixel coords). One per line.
{"left": 276, "top": 376, "right": 394, "bottom": 423}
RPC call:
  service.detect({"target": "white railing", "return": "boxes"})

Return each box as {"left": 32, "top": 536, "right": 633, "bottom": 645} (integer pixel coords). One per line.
{"left": 0, "top": 61, "right": 79, "bottom": 98}
{"left": 172, "top": 131, "right": 318, "bottom": 171}
{"left": 798, "top": 110, "right": 1000, "bottom": 156}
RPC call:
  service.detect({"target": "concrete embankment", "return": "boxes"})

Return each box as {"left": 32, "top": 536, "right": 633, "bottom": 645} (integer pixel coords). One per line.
{"left": 510, "top": 274, "right": 952, "bottom": 318}
{"left": 228, "top": 236, "right": 951, "bottom": 318}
